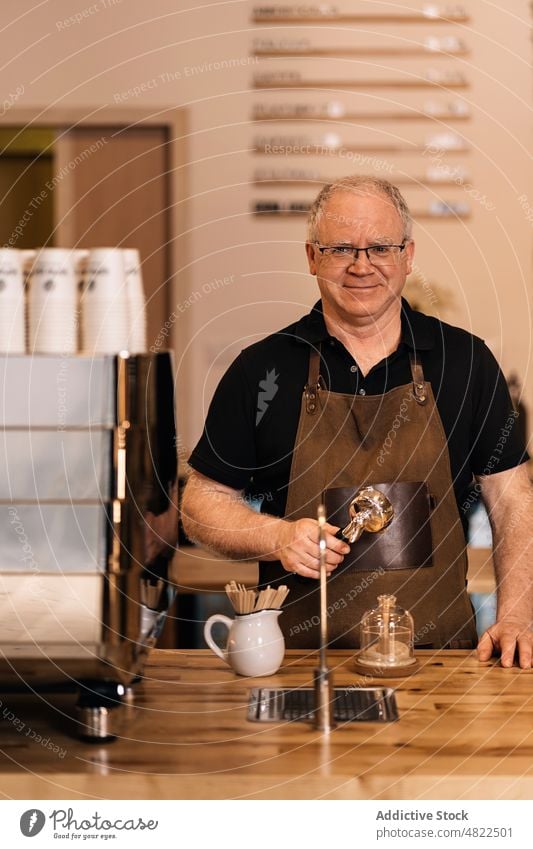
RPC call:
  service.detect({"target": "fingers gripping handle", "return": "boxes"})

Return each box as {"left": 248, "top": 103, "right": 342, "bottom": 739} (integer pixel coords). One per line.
{"left": 335, "top": 521, "right": 364, "bottom": 544}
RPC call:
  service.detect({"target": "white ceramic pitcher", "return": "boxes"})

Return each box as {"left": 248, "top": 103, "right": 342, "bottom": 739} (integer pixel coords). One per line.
{"left": 203, "top": 609, "right": 285, "bottom": 677}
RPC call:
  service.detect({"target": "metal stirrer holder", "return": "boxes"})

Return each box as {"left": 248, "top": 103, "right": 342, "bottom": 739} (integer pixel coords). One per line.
{"left": 313, "top": 504, "right": 336, "bottom": 732}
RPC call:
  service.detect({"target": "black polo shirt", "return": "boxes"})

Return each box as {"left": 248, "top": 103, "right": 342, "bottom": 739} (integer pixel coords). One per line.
{"left": 189, "top": 299, "right": 527, "bottom": 528}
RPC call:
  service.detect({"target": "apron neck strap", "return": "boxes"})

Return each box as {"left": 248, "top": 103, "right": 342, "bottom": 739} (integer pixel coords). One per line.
{"left": 308, "top": 346, "right": 321, "bottom": 385}
{"left": 409, "top": 354, "right": 427, "bottom": 404}
{"left": 304, "top": 346, "right": 323, "bottom": 414}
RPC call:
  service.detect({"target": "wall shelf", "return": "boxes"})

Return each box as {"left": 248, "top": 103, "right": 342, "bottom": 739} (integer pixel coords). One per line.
{"left": 254, "top": 143, "right": 469, "bottom": 153}
{"left": 252, "top": 111, "right": 470, "bottom": 121}
{"left": 252, "top": 47, "right": 469, "bottom": 58}
{"left": 253, "top": 177, "right": 463, "bottom": 186}
{"left": 254, "top": 77, "right": 468, "bottom": 89}
{"left": 252, "top": 208, "right": 471, "bottom": 219}
{"left": 252, "top": 13, "right": 470, "bottom": 25}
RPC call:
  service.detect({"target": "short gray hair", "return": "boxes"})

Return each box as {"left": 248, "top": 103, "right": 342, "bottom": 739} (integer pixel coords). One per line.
{"left": 307, "top": 175, "right": 413, "bottom": 242}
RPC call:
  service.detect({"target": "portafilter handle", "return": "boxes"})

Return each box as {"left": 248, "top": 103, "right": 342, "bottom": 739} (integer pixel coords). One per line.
{"left": 334, "top": 486, "right": 394, "bottom": 544}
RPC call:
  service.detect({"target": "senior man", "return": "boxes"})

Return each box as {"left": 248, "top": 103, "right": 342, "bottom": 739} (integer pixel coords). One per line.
{"left": 182, "top": 175, "right": 532, "bottom": 667}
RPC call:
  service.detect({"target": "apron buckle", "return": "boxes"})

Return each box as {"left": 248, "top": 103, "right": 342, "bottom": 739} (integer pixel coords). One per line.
{"left": 410, "top": 356, "right": 427, "bottom": 405}
{"left": 304, "top": 383, "right": 320, "bottom": 414}
{"left": 413, "top": 381, "right": 427, "bottom": 404}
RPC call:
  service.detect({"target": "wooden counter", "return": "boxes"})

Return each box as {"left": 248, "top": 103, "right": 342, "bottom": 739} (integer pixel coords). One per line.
{"left": 1, "top": 649, "right": 531, "bottom": 800}
{"left": 171, "top": 545, "right": 495, "bottom": 594}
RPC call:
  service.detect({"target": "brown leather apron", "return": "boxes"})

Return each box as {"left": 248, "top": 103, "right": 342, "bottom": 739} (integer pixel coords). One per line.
{"left": 260, "top": 347, "right": 477, "bottom": 650}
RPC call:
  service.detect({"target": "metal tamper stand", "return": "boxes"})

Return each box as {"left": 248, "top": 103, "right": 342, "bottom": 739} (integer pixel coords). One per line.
{"left": 247, "top": 488, "right": 397, "bottom": 726}
{"left": 313, "top": 489, "right": 395, "bottom": 731}
{"left": 313, "top": 504, "right": 336, "bottom": 732}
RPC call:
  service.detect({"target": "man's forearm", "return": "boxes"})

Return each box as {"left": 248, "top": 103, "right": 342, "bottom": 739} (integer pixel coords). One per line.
{"left": 484, "top": 469, "right": 533, "bottom": 625}
{"left": 181, "top": 474, "right": 287, "bottom": 562}
{"left": 492, "top": 520, "right": 533, "bottom": 625}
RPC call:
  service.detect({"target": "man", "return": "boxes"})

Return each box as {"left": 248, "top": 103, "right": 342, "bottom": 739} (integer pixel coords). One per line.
{"left": 182, "top": 175, "right": 532, "bottom": 667}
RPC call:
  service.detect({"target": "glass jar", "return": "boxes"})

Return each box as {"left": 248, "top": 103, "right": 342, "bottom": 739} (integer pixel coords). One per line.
{"left": 358, "top": 594, "right": 416, "bottom": 668}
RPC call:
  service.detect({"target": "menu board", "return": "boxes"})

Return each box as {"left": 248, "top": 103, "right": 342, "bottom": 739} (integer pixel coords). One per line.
{"left": 249, "top": 2, "right": 472, "bottom": 219}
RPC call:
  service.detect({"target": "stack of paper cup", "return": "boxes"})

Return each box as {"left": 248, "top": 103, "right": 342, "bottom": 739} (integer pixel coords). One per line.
{"left": 123, "top": 248, "right": 147, "bottom": 353}
{"left": 0, "top": 248, "right": 25, "bottom": 353}
{"left": 81, "top": 248, "right": 129, "bottom": 354}
{"left": 28, "top": 249, "right": 79, "bottom": 354}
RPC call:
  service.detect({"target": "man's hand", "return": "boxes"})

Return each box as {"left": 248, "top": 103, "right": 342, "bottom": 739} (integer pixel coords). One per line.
{"left": 477, "top": 619, "right": 533, "bottom": 669}
{"left": 276, "top": 518, "right": 351, "bottom": 578}
{"left": 182, "top": 472, "right": 352, "bottom": 568}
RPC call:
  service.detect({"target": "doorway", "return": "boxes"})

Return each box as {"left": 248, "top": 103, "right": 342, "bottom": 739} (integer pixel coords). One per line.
{"left": 0, "top": 128, "right": 54, "bottom": 250}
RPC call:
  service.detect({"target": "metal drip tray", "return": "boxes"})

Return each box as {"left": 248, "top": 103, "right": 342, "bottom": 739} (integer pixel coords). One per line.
{"left": 247, "top": 686, "right": 398, "bottom": 723}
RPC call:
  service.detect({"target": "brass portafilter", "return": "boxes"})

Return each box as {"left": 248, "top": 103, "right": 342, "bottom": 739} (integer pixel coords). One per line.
{"left": 334, "top": 486, "right": 394, "bottom": 544}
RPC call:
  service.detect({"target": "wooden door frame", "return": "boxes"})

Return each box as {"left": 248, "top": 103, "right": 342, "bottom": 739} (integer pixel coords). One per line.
{"left": 0, "top": 107, "right": 187, "bottom": 354}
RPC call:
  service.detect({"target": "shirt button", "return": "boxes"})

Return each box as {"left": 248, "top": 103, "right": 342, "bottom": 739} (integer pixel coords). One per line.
{"left": 350, "top": 365, "right": 357, "bottom": 373}
{"left": 359, "top": 388, "right": 366, "bottom": 396}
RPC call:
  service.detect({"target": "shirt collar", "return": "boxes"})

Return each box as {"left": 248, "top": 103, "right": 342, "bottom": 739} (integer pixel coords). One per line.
{"left": 292, "top": 298, "right": 435, "bottom": 351}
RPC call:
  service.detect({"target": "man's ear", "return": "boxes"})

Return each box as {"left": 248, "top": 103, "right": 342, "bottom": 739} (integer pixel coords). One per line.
{"left": 405, "top": 239, "right": 415, "bottom": 275}
{"left": 305, "top": 242, "right": 317, "bottom": 275}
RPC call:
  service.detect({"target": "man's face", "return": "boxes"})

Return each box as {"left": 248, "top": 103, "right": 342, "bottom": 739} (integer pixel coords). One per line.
{"left": 305, "top": 190, "right": 414, "bottom": 323}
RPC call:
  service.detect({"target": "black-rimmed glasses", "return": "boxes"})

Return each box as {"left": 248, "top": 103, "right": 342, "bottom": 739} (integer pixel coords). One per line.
{"left": 313, "top": 242, "right": 407, "bottom": 266}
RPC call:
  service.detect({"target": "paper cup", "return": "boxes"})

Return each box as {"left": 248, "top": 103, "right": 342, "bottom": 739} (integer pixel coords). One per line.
{"left": 80, "top": 249, "right": 129, "bottom": 353}
{"left": 28, "top": 299, "right": 79, "bottom": 354}
{"left": 81, "top": 301, "right": 129, "bottom": 354}
{"left": 83, "top": 248, "right": 127, "bottom": 300}
{"left": 123, "top": 249, "right": 144, "bottom": 299}
{"left": 123, "top": 249, "right": 147, "bottom": 353}
{"left": 0, "top": 251, "right": 26, "bottom": 353}
{"left": 29, "top": 248, "right": 78, "bottom": 302}
{"left": 0, "top": 249, "right": 25, "bottom": 298}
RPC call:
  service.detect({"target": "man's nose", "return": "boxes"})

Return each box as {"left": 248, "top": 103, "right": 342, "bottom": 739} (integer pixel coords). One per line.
{"left": 347, "top": 250, "right": 373, "bottom": 270}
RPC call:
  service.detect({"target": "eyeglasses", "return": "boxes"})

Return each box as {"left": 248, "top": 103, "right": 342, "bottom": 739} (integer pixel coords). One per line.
{"left": 313, "top": 242, "right": 407, "bottom": 266}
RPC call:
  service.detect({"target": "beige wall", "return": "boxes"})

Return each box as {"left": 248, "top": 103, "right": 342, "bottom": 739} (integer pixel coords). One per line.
{"left": 3, "top": 0, "right": 532, "bottom": 454}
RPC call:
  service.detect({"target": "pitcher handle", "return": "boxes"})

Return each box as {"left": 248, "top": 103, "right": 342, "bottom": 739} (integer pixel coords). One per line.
{"left": 203, "top": 614, "right": 233, "bottom": 664}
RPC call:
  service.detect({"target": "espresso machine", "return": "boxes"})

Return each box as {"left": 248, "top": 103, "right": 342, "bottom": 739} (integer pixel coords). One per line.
{"left": 0, "top": 352, "right": 178, "bottom": 740}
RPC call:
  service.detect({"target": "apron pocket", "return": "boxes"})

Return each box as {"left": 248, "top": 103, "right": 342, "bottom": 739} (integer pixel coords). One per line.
{"left": 324, "top": 481, "right": 433, "bottom": 572}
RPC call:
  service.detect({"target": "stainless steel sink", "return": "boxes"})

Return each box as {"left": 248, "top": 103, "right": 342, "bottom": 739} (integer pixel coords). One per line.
{"left": 247, "top": 686, "right": 398, "bottom": 723}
